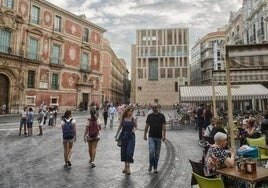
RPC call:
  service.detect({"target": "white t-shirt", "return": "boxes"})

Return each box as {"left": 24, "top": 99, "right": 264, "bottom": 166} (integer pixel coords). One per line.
{"left": 60, "top": 118, "right": 76, "bottom": 127}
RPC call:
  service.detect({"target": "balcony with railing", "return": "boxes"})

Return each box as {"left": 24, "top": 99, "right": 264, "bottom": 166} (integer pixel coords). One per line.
{"left": 28, "top": 52, "right": 43, "bottom": 61}
{"left": 49, "top": 57, "right": 64, "bottom": 68}
{"left": 51, "top": 84, "right": 59, "bottom": 90}
{"left": 80, "top": 64, "right": 91, "bottom": 73}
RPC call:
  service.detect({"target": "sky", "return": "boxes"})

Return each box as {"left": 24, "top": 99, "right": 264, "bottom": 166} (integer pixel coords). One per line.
{"left": 47, "top": 0, "right": 243, "bottom": 70}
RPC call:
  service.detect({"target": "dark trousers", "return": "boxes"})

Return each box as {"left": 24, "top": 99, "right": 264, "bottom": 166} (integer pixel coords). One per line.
{"left": 198, "top": 123, "right": 204, "bottom": 140}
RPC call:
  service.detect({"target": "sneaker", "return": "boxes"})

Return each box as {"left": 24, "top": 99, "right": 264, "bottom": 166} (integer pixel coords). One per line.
{"left": 148, "top": 165, "right": 152, "bottom": 172}
{"left": 67, "top": 161, "right": 71, "bottom": 167}
{"left": 153, "top": 168, "right": 158, "bottom": 174}
{"left": 37, "top": 133, "right": 43, "bottom": 136}
{"left": 91, "top": 162, "right": 96, "bottom": 168}
{"left": 64, "top": 163, "right": 68, "bottom": 168}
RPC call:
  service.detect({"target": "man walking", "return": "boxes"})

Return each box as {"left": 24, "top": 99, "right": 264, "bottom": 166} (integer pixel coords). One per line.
{"left": 144, "top": 104, "right": 166, "bottom": 173}
{"left": 197, "top": 104, "right": 205, "bottom": 142}
{"left": 108, "top": 103, "right": 116, "bottom": 127}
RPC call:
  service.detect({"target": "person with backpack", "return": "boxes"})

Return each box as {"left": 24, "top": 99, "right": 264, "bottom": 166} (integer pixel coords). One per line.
{"left": 61, "top": 110, "right": 77, "bottom": 168}
{"left": 114, "top": 106, "right": 137, "bottom": 175}
{"left": 27, "top": 107, "right": 34, "bottom": 136}
{"left": 84, "top": 109, "right": 101, "bottom": 168}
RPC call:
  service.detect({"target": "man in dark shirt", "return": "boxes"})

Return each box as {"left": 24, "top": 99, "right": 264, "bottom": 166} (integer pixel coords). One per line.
{"left": 144, "top": 104, "right": 166, "bottom": 174}
{"left": 197, "top": 104, "right": 205, "bottom": 141}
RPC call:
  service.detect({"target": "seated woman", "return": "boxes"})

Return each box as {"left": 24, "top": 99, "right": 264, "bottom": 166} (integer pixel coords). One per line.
{"left": 210, "top": 119, "right": 227, "bottom": 139}
{"left": 244, "top": 119, "right": 260, "bottom": 138}
{"left": 204, "top": 132, "right": 244, "bottom": 188}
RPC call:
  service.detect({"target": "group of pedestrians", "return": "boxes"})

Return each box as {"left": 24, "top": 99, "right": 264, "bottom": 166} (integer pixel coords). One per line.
{"left": 18, "top": 102, "right": 58, "bottom": 137}
{"left": 61, "top": 103, "right": 167, "bottom": 176}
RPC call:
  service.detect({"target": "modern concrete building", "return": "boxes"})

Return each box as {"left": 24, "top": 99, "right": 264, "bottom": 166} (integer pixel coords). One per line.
{"left": 190, "top": 30, "right": 226, "bottom": 85}
{"left": 0, "top": 0, "right": 107, "bottom": 113}
{"left": 102, "top": 39, "right": 129, "bottom": 105}
{"left": 131, "top": 28, "right": 190, "bottom": 106}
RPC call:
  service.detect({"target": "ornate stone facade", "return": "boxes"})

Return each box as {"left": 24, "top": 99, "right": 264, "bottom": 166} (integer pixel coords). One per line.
{"left": 0, "top": 0, "right": 106, "bottom": 113}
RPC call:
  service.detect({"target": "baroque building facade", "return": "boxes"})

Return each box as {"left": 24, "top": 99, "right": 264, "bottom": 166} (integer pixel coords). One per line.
{"left": 0, "top": 0, "right": 106, "bottom": 113}
{"left": 131, "top": 28, "right": 190, "bottom": 106}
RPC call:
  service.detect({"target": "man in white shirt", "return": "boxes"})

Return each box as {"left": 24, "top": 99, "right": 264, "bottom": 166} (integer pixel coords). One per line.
{"left": 108, "top": 104, "right": 116, "bottom": 127}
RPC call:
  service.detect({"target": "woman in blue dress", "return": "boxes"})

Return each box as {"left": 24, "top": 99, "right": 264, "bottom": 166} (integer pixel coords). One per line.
{"left": 115, "top": 106, "right": 137, "bottom": 175}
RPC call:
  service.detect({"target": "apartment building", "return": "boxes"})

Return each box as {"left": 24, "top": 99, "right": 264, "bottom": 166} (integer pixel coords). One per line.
{"left": 191, "top": 30, "right": 226, "bottom": 85}
{"left": 102, "top": 39, "right": 129, "bottom": 105}
{"left": 131, "top": 28, "right": 190, "bottom": 106}
{"left": 0, "top": 0, "right": 106, "bottom": 113}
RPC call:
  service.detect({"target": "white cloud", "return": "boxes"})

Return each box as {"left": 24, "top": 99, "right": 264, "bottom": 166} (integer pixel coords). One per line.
{"left": 46, "top": 0, "right": 243, "bottom": 69}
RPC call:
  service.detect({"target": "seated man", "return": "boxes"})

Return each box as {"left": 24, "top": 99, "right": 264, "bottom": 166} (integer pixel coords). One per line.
{"left": 204, "top": 132, "right": 244, "bottom": 188}
{"left": 204, "top": 118, "right": 216, "bottom": 137}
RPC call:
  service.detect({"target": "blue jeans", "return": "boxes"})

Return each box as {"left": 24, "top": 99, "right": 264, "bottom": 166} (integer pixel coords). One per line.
{"left": 148, "top": 137, "right": 162, "bottom": 169}
{"left": 109, "top": 114, "right": 114, "bottom": 126}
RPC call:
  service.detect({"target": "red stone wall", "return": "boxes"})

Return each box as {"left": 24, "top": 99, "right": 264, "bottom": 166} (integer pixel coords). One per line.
{"left": 91, "top": 50, "right": 100, "bottom": 71}
{"left": 18, "top": 0, "right": 29, "bottom": 20}
{"left": 91, "top": 31, "right": 101, "bottom": 44}
{"left": 43, "top": 10, "right": 53, "bottom": 28}
{"left": 64, "top": 40, "right": 81, "bottom": 67}
{"left": 61, "top": 72, "right": 79, "bottom": 89}
{"left": 42, "top": 34, "right": 49, "bottom": 60}
{"left": 26, "top": 91, "right": 77, "bottom": 108}
{"left": 65, "top": 19, "right": 82, "bottom": 38}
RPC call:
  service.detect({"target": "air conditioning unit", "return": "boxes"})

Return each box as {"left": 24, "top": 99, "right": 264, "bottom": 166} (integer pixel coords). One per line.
{"left": 177, "top": 77, "right": 185, "bottom": 86}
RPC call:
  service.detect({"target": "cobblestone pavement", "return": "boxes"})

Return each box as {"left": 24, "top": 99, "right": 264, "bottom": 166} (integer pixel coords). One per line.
{"left": 0, "top": 110, "right": 202, "bottom": 188}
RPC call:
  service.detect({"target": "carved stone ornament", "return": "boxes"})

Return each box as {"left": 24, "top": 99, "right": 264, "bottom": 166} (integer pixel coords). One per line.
{"left": 43, "top": 39, "right": 49, "bottom": 54}
{"left": 94, "top": 55, "right": 98, "bottom": 65}
{"left": 27, "top": 27, "right": 43, "bottom": 36}
{"left": 69, "top": 46, "right": 76, "bottom": 61}
{"left": 68, "top": 75, "right": 74, "bottom": 87}
{"left": 0, "top": 10, "right": 17, "bottom": 31}
{"left": 71, "top": 25, "right": 77, "bottom": 34}
{"left": 51, "top": 34, "right": 64, "bottom": 42}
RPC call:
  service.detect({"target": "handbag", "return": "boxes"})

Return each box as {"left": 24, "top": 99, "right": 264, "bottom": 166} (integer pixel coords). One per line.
{"left": 116, "top": 131, "right": 122, "bottom": 147}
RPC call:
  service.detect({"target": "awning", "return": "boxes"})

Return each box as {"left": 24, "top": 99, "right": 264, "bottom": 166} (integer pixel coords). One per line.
{"left": 179, "top": 84, "right": 268, "bottom": 102}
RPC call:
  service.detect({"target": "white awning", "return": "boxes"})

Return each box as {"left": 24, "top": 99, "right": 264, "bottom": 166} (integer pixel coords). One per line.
{"left": 179, "top": 84, "right": 268, "bottom": 102}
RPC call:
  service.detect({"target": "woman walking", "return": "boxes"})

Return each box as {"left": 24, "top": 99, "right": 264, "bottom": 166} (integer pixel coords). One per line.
{"left": 84, "top": 109, "right": 101, "bottom": 168}
{"left": 61, "top": 110, "right": 76, "bottom": 168}
{"left": 114, "top": 106, "right": 137, "bottom": 175}
{"left": 102, "top": 106, "right": 108, "bottom": 127}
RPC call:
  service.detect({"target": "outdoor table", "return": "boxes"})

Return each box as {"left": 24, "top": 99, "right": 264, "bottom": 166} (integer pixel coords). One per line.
{"left": 217, "top": 167, "right": 268, "bottom": 188}
{"left": 259, "top": 145, "right": 268, "bottom": 150}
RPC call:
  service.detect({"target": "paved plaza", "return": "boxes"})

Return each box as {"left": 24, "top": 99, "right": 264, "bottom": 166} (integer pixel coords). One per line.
{"left": 0, "top": 110, "right": 202, "bottom": 188}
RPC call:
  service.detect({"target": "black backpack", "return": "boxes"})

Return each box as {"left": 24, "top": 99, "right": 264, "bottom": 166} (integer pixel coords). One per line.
{"left": 62, "top": 119, "right": 74, "bottom": 139}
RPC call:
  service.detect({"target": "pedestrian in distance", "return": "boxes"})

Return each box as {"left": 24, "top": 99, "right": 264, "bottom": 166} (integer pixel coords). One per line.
{"left": 108, "top": 103, "right": 116, "bottom": 127}
{"left": 1, "top": 103, "right": 7, "bottom": 116}
{"left": 144, "top": 104, "right": 166, "bottom": 174}
{"left": 37, "top": 110, "right": 46, "bottom": 136}
{"left": 84, "top": 109, "right": 101, "bottom": 168}
{"left": 26, "top": 107, "right": 34, "bottom": 136}
{"left": 61, "top": 110, "right": 76, "bottom": 169}
{"left": 115, "top": 106, "right": 137, "bottom": 175}
{"left": 19, "top": 107, "right": 28, "bottom": 136}
{"left": 197, "top": 104, "right": 205, "bottom": 142}
{"left": 102, "top": 106, "right": 108, "bottom": 127}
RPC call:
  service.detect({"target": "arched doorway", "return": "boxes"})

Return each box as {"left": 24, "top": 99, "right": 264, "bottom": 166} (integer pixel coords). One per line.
{"left": 0, "top": 74, "right": 9, "bottom": 113}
